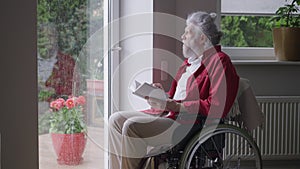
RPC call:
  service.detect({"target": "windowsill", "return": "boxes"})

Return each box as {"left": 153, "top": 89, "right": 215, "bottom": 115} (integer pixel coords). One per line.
{"left": 232, "top": 59, "right": 300, "bottom": 65}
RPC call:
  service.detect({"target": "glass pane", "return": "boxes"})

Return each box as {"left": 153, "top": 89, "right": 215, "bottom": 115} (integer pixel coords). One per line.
{"left": 221, "top": 0, "right": 293, "bottom": 14}
{"left": 221, "top": 15, "right": 273, "bottom": 47}
{"left": 37, "top": 0, "right": 107, "bottom": 168}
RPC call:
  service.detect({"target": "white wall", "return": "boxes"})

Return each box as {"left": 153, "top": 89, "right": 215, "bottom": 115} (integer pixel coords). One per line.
{"left": 234, "top": 63, "right": 300, "bottom": 96}
{"left": 118, "top": 0, "right": 154, "bottom": 111}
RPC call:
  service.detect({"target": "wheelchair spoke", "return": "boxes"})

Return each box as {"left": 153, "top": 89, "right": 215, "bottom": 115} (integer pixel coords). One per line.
{"left": 179, "top": 124, "right": 262, "bottom": 169}
{"left": 210, "top": 136, "right": 223, "bottom": 160}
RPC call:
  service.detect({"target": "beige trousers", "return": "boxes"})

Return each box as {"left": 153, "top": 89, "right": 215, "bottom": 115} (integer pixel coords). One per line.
{"left": 108, "top": 111, "right": 182, "bottom": 169}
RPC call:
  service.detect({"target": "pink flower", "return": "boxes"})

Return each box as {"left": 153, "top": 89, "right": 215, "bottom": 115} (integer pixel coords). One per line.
{"left": 65, "top": 98, "right": 75, "bottom": 109}
{"left": 76, "top": 96, "right": 86, "bottom": 106}
{"left": 50, "top": 100, "right": 59, "bottom": 110}
{"left": 50, "top": 98, "right": 65, "bottom": 110}
{"left": 56, "top": 98, "right": 65, "bottom": 103}
{"left": 56, "top": 98, "right": 65, "bottom": 109}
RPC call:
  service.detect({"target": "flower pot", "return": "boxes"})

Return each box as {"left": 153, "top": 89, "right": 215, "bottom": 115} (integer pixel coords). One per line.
{"left": 51, "top": 132, "right": 87, "bottom": 165}
{"left": 272, "top": 27, "right": 300, "bottom": 61}
{"left": 86, "top": 79, "right": 104, "bottom": 95}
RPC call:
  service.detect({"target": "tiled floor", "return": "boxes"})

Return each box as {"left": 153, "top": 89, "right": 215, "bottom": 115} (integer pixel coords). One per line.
{"left": 39, "top": 127, "right": 106, "bottom": 169}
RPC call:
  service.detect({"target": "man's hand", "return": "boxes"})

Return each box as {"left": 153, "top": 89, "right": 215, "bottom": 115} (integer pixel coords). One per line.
{"left": 152, "top": 83, "right": 164, "bottom": 91}
{"left": 166, "top": 99, "right": 181, "bottom": 112}
{"left": 146, "top": 97, "right": 166, "bottom": 110}
{"left": 146, "top": 97, "right": 183, "bottom": 112}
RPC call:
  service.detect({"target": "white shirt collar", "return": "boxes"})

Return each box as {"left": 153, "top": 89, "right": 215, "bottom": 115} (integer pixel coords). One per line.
{"left": 187, "top": 55, "right": 203, "bottom": 74}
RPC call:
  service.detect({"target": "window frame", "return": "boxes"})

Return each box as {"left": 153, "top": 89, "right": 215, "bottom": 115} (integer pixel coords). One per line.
{"left": 222, "top": 47, "right": 275, "bottom": 60}
{"left": 218, "top": 1, "right": 276, "bottom": 60}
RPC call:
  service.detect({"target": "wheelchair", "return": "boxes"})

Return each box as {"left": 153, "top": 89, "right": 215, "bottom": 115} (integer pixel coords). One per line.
{"left": 138, "top": 115, "right": 262, "bottom": 169}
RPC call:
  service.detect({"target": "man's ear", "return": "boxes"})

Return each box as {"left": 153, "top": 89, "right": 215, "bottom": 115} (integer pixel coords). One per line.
{"left": 200, "top": 34, "right": 207, "bottom": 43}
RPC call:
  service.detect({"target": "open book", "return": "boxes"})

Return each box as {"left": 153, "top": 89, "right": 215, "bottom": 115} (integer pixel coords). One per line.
{"left": 130, "top": 81, "right": 167, "bottom": 101}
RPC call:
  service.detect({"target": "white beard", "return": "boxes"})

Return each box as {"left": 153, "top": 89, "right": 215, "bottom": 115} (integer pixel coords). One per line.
{"left": 182, "top": 44, "right": 198, "bottom": 59}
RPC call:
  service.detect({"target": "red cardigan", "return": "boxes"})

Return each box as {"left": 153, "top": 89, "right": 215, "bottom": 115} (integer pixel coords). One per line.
{"left": 144, "top": 46, "right": 239, "bottom": 121}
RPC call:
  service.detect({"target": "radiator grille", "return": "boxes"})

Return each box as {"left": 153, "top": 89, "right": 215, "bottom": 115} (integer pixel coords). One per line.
{"left": 255, "top": 96, "right": 300, "bottom": 160}
{"left": 224, "top": 96, "right": 300, "bottom": 160}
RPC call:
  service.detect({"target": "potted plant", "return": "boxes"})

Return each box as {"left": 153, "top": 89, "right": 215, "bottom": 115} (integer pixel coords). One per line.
{"left": 49, "top": 95, "right": 87, "bottom": 165}
{"left": 271, "top": 0, "right": 300, "bottom": 61}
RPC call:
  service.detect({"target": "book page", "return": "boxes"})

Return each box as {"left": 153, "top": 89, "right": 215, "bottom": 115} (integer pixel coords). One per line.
{"left": 129, "top": 80, "right": 141, "bottom": 92}
{"left": 132, "top": 82, "right": 167, "bottom": 101}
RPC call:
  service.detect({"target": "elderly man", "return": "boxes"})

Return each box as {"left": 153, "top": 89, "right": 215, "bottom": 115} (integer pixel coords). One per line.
{"left": 108, "top": 11, "right": 239, "bottom": 169}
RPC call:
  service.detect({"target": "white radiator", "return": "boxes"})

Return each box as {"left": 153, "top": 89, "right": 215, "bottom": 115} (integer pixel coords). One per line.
{"left": 224, "top": 96, "right": 300, "bottom": 160}
{"left": 254, "top": 96, "right": 300, "bottom": 160}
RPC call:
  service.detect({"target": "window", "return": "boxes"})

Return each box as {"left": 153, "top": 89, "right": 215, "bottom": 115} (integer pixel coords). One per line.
{"left": 37, "top": 0, "right": 113, "bottom": 168}
{"left": 220, "top": 0, "right": 293, "bottom": 60}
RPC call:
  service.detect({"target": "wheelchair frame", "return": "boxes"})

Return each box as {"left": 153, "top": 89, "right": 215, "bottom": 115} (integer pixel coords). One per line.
{"left": 139, "top": 120, "right": 262, "bottom": 169}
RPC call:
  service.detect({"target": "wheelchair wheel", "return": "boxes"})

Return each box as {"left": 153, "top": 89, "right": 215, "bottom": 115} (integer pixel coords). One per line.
{"left": 179, "top": 124, "right": 262, "bottom": 169}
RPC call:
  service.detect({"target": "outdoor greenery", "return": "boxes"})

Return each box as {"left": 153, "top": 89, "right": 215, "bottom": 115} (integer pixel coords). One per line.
{"left": 37, "top": 0, "right": 88, "bottom": 58}
{"left": 270, "top": 0, "right": 300, "bottom": 27}
{"left": 38, "top": 89, "right": 55, "bottom": 101}
{"left": 37, "top": 0, "right": 104, "bottom": 73}
{"left": 37, "top": 0, "right": 104, "bottom": 100}
{"left": 221, "top": 0, "right": 300, "bottom": 47}
{"left": 221, "top": 15, "right": 274, "bottom": 47}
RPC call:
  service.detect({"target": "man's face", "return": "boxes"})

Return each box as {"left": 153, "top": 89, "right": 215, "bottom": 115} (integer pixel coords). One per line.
{"left": 181, "top": 24, "right": 202, "bottom": 58}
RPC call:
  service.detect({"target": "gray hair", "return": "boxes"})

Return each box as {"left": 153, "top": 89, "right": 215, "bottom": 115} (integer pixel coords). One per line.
{"left": 186, "top": 11, "right": 223, "bottom": 46}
